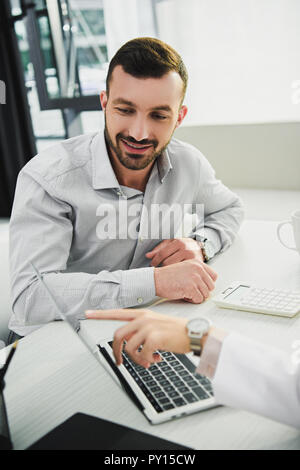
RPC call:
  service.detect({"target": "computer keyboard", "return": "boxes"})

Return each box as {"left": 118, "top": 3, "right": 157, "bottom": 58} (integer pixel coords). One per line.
{"left": 121, "top": 348, "right": 213, "bottom": 413}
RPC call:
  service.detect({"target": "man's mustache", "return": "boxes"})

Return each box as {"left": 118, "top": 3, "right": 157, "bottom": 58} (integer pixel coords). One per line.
{"left": 117, "top": 134, "right": 158, "bottom": 148}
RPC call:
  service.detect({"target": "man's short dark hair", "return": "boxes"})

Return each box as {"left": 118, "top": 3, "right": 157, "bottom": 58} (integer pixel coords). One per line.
{"left": 106, "top": 37, "right": 188, "bottom": 101}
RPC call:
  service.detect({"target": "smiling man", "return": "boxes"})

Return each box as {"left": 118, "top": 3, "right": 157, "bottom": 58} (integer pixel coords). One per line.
{"left": 9, "top": 38, "right": 243, "bottom": 339}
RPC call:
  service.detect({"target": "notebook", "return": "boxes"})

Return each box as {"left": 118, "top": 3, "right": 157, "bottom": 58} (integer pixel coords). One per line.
{"left": 30, "top": 261, "right": 216, "bottom": 426}
{"left": 98, "top": 341, "right": 216, "bottom": 424}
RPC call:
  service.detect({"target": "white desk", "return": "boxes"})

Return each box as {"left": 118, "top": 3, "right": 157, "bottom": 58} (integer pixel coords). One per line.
{"left": 3, "top": 220, "right": 300, "bottom": 450}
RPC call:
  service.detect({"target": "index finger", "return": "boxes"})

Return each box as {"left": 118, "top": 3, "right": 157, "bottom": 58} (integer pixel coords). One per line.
{"left": 85, "top": 308, "right": 144, "bottom": 321}
{"left": 113, "top": 321, "right": 138, "bottom": 365}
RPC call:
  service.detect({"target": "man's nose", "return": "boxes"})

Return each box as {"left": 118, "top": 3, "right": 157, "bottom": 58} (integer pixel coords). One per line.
{"left": 128, "top": 116, "right": 150, "bottom": 142}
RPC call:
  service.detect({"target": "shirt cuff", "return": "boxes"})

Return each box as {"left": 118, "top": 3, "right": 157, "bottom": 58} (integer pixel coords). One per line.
{"left": 196, "top": 328, "right": 229, "bottom": 379}
{"left": 121, "top": 266, "right": 156, "bottom": 307}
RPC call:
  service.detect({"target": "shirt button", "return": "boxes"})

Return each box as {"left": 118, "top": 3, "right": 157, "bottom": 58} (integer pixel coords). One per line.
{"left": 137, "top": 297, "right": 143, "bottom": 304}
{"left": 116, "top": 190, "right": 122, "bottom": 196}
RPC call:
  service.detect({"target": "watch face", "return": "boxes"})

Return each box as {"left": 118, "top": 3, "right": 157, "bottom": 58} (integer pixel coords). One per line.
{"left": 203, "top": 240, "right": 214, "bottom": 259}
{"left": 188, "top": 318, "right": 211, "bottom": 338}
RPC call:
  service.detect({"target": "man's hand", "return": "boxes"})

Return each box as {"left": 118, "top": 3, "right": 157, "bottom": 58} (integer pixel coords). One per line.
{"left": 146, "top": 238, "right": 204, "bottom": 267}
{"left": 85, "top": 308, "right": 190, "bottom": 368}
{"left": 154, "top": 259, "right": 217, "bottom": 304}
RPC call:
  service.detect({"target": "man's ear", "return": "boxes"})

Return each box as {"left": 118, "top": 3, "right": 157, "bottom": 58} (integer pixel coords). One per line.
{"left": 100, "top": 90, "right": 108, "bottom": 111}
{"left": 175, "top": 105, "right": 188, "bottom": 129}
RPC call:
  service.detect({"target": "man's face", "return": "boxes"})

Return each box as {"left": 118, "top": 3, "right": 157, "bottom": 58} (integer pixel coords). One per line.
{"left": 100, "top": 65, "right": 187, "bottom": 170}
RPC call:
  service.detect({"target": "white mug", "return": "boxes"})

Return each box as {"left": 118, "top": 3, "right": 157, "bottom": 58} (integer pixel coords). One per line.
{"left": 277, "top": 210, "right": 300, "bottom": 255}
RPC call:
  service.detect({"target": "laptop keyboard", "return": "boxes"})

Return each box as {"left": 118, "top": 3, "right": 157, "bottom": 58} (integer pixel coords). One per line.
{"left": 110, "top": 343, "right": 214, "bottom": 413}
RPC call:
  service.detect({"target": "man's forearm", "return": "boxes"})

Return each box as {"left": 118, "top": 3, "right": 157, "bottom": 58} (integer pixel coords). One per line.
{"left": 10, "top": 267, "right": 156, "bottom": 335}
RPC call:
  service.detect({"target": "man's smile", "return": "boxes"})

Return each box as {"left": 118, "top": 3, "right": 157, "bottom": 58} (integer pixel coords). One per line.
{"left": 120, "top": 138, "right": 153, "bottom": 155}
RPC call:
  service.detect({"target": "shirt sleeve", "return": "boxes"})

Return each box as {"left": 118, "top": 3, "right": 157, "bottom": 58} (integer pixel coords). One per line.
{"left": 212, "top": 332, "right": 300, "bottom": 429}
{"left": 9, "top": 171, "right": 156, "bottom": 336}
{"left": 192, "top": 155, "right": 244, "bottom": 256}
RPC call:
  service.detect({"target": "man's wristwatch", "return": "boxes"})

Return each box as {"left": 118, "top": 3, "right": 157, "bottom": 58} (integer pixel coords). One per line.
{"left": 186, "top": 317, "right": 212, "bottom": 356}
{"left": 199, "top": 238, "right": 215, "bottom": 263}
{"left": 193, "top": 235, "right": 215, "bottom": 262}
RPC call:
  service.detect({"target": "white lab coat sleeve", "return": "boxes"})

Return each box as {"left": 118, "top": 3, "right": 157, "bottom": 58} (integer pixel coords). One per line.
{"left": 212, "top": 333, "right": 300, "bottom": 429}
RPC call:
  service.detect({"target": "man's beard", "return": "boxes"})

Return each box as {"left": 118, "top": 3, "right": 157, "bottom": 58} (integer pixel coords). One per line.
{"left": 104, "top": 120, "right": 173, "bottom": 171}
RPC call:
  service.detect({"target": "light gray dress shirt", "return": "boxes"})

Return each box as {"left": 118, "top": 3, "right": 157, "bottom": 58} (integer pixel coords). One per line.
{"left": 9, "top": 130, "right": 244, "bottom": 335}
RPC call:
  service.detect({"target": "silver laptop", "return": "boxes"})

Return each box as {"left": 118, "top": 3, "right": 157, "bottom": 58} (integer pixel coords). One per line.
{"left": 31, "top": 262, "right": 217, "bottom": 425}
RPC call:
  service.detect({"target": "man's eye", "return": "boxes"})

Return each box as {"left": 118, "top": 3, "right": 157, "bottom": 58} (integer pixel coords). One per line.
{"left": 152, "top": 114, "right": 167, "bottom": 120}
{"left": 116, "top": 107, "right": 133, "bottom": 114}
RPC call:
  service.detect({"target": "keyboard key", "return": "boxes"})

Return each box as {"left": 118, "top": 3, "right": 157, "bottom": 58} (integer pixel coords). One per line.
{"left": 152, "top": 402, "right": 163, "bottom": 413}
{"left": 178, "top": 370, "right": 190, "bottom": 377}
{"left": 143, "top": 376, "right": 153, "bottom": 382}
{"left": 182, "top": 374, "right": 195, "bottom": 382}
{"left": 193, "top": 386, "right": 209, "bottom": 400}
{"left": 147, "top": 380, "right": 157, "bottom": 387}
{"left": 159, "top": 397, "right": 171, "bottom": 405}
{"left": 149, "top": 386, "right": 161, "bottom": 393}
{"left": 139, "top": 370, "right": 150, "bottom": 377}
{"left": 164, "top": 385, "right": 175, "bottom": 393}
{"left": 178, "top": 386, "right": 189, "bottom": 393}
{"left": 175, "top": 353, "right": 196, "bottom": 373}
{"left": 156, "top": 375, "right": 167, "bottom": 382}
{"left": 173, "top": 380, "right": 185, "bottom": 387}
{"left": 161, "top": 352, "right": 172, "bottom": 358}
{"left": 169, "top": 375, "right": 181, "bottom": 382}
{"left": 198, "top": 377, "right": 211, "bottom": 386}
{"left": 155, "top": 391, "right": 166, "bottom": 399}
{"left": 183, "top": 392, "right": 198, "bottom": 403}
{"left": 174, "top": 365, "right": 184, "bottom": 371}
{"left": 173, "top": 398, "right": 186, "bottom": 407}
{"left": 165, "top": 371, "right": 176, "bottom": 377}
{"left": 161, "top": 365, "right": 172, "bottom": 372}
{"left": 169, "top": 360, "right": 180, "bottom": 367}
{"left": 160, "top": 380, "right": 171, "bottom": 387}
{"left": 163, "top": 403, "right": 175, "bottom": 410}
{"left": 185, "top": 379, "right": 198, "bottom": 387}
{"left": 169, "top": 391, "right": 180, "bottom": 398}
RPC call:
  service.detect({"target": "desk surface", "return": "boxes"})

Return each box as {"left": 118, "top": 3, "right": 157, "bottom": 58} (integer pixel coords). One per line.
{"left": 3, "top": 220, "right": 300, "bottom": 450}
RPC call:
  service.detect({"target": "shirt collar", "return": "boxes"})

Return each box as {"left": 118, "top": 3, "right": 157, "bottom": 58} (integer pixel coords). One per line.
{"left": 157, "top": 147, "right": 173, "bottom": 183}
{"left": 91, "top": 130, "right": 173, "bottom": 190}
{"left": 91, "top": 131, "right": 120, "bottom": 190}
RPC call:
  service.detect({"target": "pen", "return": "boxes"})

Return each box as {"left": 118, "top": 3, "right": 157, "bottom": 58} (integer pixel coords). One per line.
{"left": 0, "top": 341, "right": 18, "bottom": 383}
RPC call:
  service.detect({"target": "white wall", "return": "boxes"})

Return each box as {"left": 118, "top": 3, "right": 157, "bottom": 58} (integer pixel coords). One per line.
{"left": 174, "top": 122, "right": 300, "bottom": 190}
{"left": 157, "top": 0, "right": 300, "bottom": 126}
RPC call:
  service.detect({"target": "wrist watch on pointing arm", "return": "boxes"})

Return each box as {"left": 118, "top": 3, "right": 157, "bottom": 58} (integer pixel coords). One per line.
{"left": 186, "top": 317, "right": 212, "bottom": 356}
